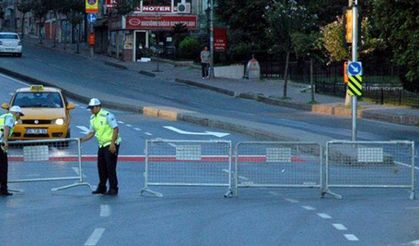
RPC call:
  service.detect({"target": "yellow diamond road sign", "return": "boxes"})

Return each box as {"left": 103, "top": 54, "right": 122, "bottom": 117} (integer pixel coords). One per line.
{"left": 348, "top": 75, "right": 362, "bottom": 96}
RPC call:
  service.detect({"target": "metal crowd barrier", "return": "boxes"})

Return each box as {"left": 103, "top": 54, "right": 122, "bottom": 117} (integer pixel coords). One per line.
{"left": 234, "top": 142, "right": 322, "bottom": 195}
{"left": 323, "top": 140, "right": 415, "bottom": 200}
{"left": 141, "top": 139, "right": 233, "bottom": 197}
{"left": 7, "top": 138, "right": 92, "bottom": 192}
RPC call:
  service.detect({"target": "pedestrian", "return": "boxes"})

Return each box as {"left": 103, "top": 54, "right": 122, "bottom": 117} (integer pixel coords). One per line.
{"left": 200, "top": 46, "right": 210, "bottom": 79}
{"left": 80, "top": 98, "right": 121, "bottom": 195}
{"left": 0, "top": 106, "right": 24, "bottom": 196}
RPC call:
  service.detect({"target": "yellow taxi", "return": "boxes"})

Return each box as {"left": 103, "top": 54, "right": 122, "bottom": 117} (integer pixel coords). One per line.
{"left": 1, "top": 85, "right": 75, "bottom": 140}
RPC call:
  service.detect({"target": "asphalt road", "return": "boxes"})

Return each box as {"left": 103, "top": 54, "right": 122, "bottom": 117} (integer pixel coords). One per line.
{"left": 1, "top": 52, "right": 419, "bottom": 245}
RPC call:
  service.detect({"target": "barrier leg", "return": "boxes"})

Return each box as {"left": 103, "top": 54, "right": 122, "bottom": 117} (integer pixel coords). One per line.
{"left": 140, "top": 187, "right": 163, "bottom": 198}
{"left": 410, "top": 191, "right": 415, "bottom": 200}
{"left": 224, "top": 188, "right": 234, "bottom": 198}
{"left": 51, "top": 181, "right": 93, "bottom": 192}
{"left": 321, "top": 189, "right": 343, "bottom": 200}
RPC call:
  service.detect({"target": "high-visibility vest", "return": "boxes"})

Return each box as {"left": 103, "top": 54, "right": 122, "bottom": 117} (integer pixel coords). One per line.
{"left": 0, "top": 113, "right": 15, "bottom": 138}
{"left": 90, "top": 109, "right": 121, "bottom": 147}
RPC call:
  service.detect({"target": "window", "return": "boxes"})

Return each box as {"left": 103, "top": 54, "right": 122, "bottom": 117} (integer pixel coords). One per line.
{"left": 0, "top": 34, "right": 18, "bottom": 39}
{"left": 13, "top": 92, "right": 64, "bottom": 108}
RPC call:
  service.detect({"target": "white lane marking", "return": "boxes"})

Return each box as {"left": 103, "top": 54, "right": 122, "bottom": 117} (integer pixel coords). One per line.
{"left": 0, "top": 74, "right": 30, "bottom": 86}
{"left": 76, "top": 125, "right": 91, "bottom": 135}
{"left": 134, "top": 128, "right": 141, "bottom": 131}
{"left": 406, "top": 207, "right": 419, "bottom": 210}
{"left": 222, "top": 169, "right": 249, "bottom": 180}
{"left": 344, "top": 234, "right": 359, "bottom": 241}
{"left": 84, "top": 228, "right": 105, "bottom": 246}
{"left": 317, "top": 213, "right": 332, "bottom": 219}
{"left": 269, "top": 191, "right": 279, "bottom": 196}
{"left": 100, "top": 205, "right": 111, "bottom": 217}
{"left": 284, "top": 198, "right": 299, "bottom": 203}
{"left": 72, "top": 167, "right": 87, "bottom": 178}
{"left": 332, "top": 224, "right": 348, "bottom": 231}
{"left": 126, "top": 124, "right": 132, "bottom": 127}
{"left": 301, "top": 205, "right": 316, "bottom": 211}
{"left": 163, "top": 126, "right": 230, "bottom": 138}
{"left": 118, "top": 121, "right": 124, "bottom": 124}
{"left": 144, "top": 132, "right": 152, "bottom": 136}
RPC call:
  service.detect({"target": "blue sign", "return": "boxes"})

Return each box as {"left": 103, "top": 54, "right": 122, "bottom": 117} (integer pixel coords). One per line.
{"left": 347, "top": 61, "right": 363, "bottom": 76}
{"left": 87, "top": 13, "right": 97, "bottom": 23}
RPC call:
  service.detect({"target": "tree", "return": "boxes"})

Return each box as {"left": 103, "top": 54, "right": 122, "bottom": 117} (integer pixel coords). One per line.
{"left": 171, "top": 23, "right": 189, "bottom": 50}
{"left": 265, "top": 0, "right": 316, "bottom": 98}
{"left": 113, "top": 0, "right": 142, "bottom": 16}
{"left": 373, "top": 0, "right": 419, "bottom": 92}
{"left": 216, "top": 0, "right": 271, "bottom": 61}
{"left": 62, "top": 0, "right": 84, "bottom": 53}
{"left": 17, "top": 0, "right": 32, "bottom": 39}
{"left": 32, "top": 0, "right": 53, "bottom": 44}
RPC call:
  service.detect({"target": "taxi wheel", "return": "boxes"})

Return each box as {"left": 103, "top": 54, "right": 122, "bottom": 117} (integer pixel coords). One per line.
{"left": 66, "top": 129, "right": 71, "bottom": 138}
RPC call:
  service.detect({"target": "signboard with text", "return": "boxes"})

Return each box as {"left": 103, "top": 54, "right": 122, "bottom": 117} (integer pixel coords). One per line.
{"left": 86, "top": 0, "right": 99, "bottom": 13}
{"left": 214, "top": 28, "right": 227, "bottom": 52}
{"left": 126, "top": 16, "right": 197, "bottom": 30}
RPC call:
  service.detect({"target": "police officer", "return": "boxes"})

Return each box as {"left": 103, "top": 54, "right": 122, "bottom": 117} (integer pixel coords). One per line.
{"left": 80, "top": 98, "right": 121, "bottom": 195}
{"left": 0, "top": 106, "right": 24, "bottom": 196}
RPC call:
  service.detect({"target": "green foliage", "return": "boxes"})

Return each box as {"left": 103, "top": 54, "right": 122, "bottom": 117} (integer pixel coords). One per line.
{"left": 265, "top": 0, "right": 317, "bottom": 53}
{"left": 178, "top": 36, "right": 200, "bottom": 60}
{"left": 373, "top": 0, "right": 419, "bottom": 92}
{"left": 114, "top": 0, "right": 142, "bottom": 16}
{"left": 321, "top": 17, "right": 349, "bottom": 62}
{"left": 17, "top": 0, "right": 32, "bottom": 14}
{"left": 171, "top": 23, "right": 189, "bottom": 48}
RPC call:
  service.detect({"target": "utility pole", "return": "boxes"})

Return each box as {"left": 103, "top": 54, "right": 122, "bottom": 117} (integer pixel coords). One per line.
{"left": 209, "top": 0, "right": 214, "bottom": 79}
{"left": 351, "top": 0, "right": 358, "bottom": 141}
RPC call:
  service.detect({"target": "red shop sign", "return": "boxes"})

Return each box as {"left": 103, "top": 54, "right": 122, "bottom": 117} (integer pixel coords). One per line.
{"left": 214, "top": 28, "right": 227, "bottom": 52}
{"left": 126, "top": 16, "right": 197, "bottom": 30}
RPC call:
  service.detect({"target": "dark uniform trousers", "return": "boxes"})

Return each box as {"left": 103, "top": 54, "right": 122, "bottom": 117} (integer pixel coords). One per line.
{"left": 97, "top": 144, "right": 119, "bottom": 190}
{"left": 0, "top": 147, "right": 8, "bottom": 192}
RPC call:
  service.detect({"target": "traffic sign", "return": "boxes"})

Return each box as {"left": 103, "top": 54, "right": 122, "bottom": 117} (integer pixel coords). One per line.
{"left": 87, "top": 13, "right": 97, "bottom": 23}
{"left": 347, "top": 75, "right": 362, "bottom": 96}
{"left": 347, "top": 61, "right": 362, "bottom": 76}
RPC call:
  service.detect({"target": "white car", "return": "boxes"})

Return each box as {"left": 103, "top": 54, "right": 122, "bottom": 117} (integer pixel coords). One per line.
{"left": 0, "top": 32, "right": 22, "bottom": 57}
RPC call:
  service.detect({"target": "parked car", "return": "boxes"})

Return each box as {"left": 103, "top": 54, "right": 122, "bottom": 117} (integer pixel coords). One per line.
{"left": 0, "top": 32, "right": 22, "bottom": 57}
{"left": 1, "top": 85, "right": 76, "bottom": 140}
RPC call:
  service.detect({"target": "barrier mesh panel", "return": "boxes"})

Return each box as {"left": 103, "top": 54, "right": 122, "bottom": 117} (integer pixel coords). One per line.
{"left": 236, "top": 142, "right": 321, "bottom": 187}
{"left": 146, "top": 140, "right": 231, "bottom": 186}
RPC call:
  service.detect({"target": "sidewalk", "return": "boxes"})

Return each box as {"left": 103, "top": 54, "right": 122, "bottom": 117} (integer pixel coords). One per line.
{"left": 20, "top": 37, "right": 419, "bottom": 126}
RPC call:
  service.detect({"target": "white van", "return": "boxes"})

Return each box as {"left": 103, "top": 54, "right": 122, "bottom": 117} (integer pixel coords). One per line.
{"left": 0, "top": 32, "right": 22, "bottom": 57}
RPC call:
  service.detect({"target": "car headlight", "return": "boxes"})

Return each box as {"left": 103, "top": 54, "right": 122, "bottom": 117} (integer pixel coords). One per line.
{"left": 55, "top": 118, "right": 64, "bottom": 125}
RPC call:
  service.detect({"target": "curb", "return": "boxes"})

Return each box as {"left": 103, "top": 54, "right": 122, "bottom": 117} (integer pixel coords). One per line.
{"left": 0, "top": 66, "right": 295, "bottom": 141}
{"left": 175, "top": 78, "right": 236, "bottom": 96}
{"left": 104, "top": 61, "right": 128, "bottom": 70}
{"left": 139, "top": 70, "right": 156, "bottom": 77}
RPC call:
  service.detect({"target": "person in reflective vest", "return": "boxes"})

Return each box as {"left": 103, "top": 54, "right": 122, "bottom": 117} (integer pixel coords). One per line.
{"left": 80, "top": 98, "right": 121, "bottom": 195}
{"left": 0, "top": 106, "right": 24, "bottom": 196}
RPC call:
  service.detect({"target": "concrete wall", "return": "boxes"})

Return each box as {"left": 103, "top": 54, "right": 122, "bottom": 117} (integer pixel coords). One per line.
{"left": 214, "top": 64, "right": 244, "bottom": 79}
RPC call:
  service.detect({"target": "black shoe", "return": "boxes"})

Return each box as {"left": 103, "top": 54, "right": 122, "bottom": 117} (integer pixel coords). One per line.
{"left": 92, "top": 187, "right": 107, "bottom": 194}
{"left": 0, "top": 190, "right": 13, "bottom": 196}
{"left": 105, "top": 188, "right": 118, "bottom": 196}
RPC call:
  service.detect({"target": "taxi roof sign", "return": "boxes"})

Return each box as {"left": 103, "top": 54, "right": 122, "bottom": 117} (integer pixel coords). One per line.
{"left": 30, "top": 85, "right": 44, "bottom": 91}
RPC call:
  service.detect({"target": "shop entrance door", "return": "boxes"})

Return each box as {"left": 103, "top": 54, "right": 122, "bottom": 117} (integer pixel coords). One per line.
{"left": 134, "top": 30, "right": 148, "bottom": 61}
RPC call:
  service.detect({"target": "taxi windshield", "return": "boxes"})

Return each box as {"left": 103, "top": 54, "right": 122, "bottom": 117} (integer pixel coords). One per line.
{"left": 13, "top": 92, "right": 64, "bottom": 108}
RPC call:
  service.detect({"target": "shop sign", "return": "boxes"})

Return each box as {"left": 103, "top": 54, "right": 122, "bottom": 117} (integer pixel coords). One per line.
{"left": 126, "top": 16, "right": 197, "bottom": 30}
{"left": 105, "top": 0, "right": 116, "bottom": 8}
{"left": 214, "top": 28, "right": 227, "bottom": 52}
{"left": 139, "top": 6, "right": 172, "bottom": 13}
